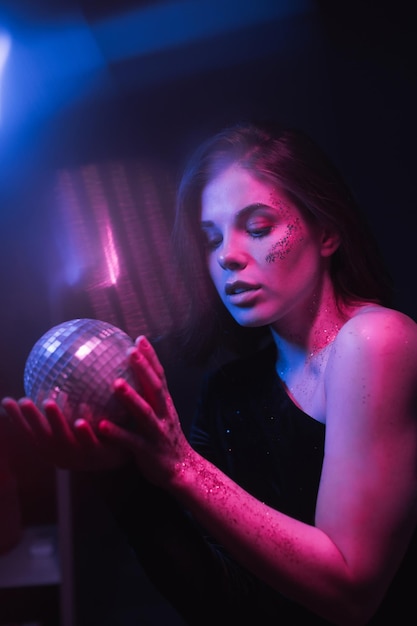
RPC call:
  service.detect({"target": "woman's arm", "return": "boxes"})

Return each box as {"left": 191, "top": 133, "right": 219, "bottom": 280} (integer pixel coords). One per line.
{"left": 99, "top": 315, "right": 417, "bottom": 626}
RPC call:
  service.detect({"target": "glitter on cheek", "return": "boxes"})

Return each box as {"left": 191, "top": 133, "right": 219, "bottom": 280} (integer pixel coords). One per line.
{"left": 265, "top": 220, "right": 301, "bottom": 263}
{"left": 270, "top": 195, "right": 291, "bottom": 215}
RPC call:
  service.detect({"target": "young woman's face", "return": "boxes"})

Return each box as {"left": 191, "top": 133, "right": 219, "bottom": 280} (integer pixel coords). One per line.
{"left": 200, "top": 163, "right": 329, "bottom": 329}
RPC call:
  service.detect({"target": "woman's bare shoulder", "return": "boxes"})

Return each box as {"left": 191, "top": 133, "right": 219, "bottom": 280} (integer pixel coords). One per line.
{"left": 325, "top": 305, "right": 417, "bottom": 378}
{"left": 325, "top": 304, "right": 417, "bottom": 423}
{"left": 338, "top": 305, "right": 417, "bottom": 348}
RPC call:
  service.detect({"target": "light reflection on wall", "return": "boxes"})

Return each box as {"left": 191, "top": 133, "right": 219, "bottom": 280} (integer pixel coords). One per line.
{"left": 52, "top": 158, "right": 189, "bottom": 345}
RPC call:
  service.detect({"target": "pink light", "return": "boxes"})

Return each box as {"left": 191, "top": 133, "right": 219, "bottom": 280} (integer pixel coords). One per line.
{"left": 103, "top": 220, "right": 119, "bottom": 286}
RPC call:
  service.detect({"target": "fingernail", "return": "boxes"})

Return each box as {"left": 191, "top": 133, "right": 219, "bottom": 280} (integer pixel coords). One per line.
{"left": 113, "top": 378, "right": 127, "bottom": 392}
{"left": 98, "top": 420, "right": 110, "bottom": 434}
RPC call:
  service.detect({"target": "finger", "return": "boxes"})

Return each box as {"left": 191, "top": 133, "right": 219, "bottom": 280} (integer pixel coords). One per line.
{"left": 43, "top": 400, "right": 78, "bottom": 443}
{"left": 128, "top": 348, "right": 161, "bottom": 402}
{"left": 135, "top": 335, "right": 165, "bottom": 381}
{"left": 131, "top": 337, "right": 167, "bottom": 392}
{"left": 78, "top": 417, "right": 134, "bottom": 467}
{"left": 2, "top": 397, "right": 69, "bottom": 466}
{"left": 18, "top": 397, "right": 55, "bottom": 442}
{"left": 98, "top": 418, "right": 144, "bottom": 453}
{"left": 112, "top": 378, "right": 161, "bottom": 436}
{"left": 128, "top": 342, "right": 169, "bottom": 414}
{"left": 73, "top": 418, "right": 102, "bottom": 446}
{"left": 1, "top": 397, "right": 37, "bottom": 442}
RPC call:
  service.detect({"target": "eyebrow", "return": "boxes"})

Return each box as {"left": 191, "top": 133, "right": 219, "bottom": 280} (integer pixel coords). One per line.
{"left": 200, "top": 202, "right": 273, "bottom": 227}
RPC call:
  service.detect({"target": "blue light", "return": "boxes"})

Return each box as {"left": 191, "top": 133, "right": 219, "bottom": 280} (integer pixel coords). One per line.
{"left": 0, "top": 12, "right": 107, "bottom": 139}
{"left": 0, "top": 29, "right": 11, "bottom": 125}
{"left": 93, "top": 0, "right": 314, "bottom": 62}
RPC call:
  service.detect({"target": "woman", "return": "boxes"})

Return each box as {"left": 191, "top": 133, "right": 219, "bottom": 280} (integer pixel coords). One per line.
{"left": 3, "top": 121, "right": 417, "bottom": 625}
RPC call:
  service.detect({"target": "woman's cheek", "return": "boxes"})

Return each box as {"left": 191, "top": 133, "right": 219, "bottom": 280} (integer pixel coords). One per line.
{"left": 207, "top": 258, "right": 223, "bottom": 293}
{"left": 265, "top": 220, "right": 303, "bottom": 263}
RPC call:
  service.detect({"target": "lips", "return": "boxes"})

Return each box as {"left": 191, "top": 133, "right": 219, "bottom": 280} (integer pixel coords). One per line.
{"left": 225, "top": 281, "right": 259, "bottom": 296}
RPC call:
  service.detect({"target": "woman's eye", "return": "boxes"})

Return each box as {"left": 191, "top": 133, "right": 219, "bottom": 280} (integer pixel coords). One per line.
{"left": 203, "top": 234, "right": 222, "bottom": 250}
{"left": 247, "top": 224, "right": 273, "bottom": 238}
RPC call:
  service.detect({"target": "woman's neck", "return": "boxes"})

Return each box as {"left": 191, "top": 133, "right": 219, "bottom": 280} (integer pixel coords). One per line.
{"left": 270, "top": 292, "right": 358, "bottom": 373}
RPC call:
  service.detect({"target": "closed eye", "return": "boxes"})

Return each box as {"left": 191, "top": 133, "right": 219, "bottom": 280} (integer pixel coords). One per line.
{"left": 247, "top": 225, "right": 274, "bottom": 238}
{"left": 201, "top": 227, "right": 222, "bottom": 251}
{"left": 205, "top": 236, "right": 222, "bottom": 250}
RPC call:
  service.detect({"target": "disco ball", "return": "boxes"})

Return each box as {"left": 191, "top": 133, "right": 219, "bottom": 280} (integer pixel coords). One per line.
{"left": 24, "top": 318, "right": 136, "bottom": 427}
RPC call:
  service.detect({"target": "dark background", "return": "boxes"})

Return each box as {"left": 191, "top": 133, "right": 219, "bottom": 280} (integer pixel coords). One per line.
{"left": 0, "top": 1, "right": 416, "bottom": 624}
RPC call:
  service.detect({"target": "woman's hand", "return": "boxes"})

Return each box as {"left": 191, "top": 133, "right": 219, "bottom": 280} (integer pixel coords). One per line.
{"left": 1, "top": 396, "right": 130, "bottom": 471}
{"left": 1, "top": 335, "right": 191, "bottom": 479}
{"left": 98, "top": 335, "right": 193, "bottom": 488}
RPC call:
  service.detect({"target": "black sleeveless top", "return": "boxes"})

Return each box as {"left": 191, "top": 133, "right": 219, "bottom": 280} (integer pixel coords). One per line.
{"left": 109, "top": 342, "right": 416, "bottom": 625}
{"left": 191, "top": 342, "right": 324, "bottom": 523}
{"left": 188, "top": 342, "right": 417, "bottom": 624}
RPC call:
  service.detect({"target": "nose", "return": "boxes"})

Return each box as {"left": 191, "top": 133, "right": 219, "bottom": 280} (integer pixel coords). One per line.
{"left": 217, "top": 238, "right": 247, "bottom": 270}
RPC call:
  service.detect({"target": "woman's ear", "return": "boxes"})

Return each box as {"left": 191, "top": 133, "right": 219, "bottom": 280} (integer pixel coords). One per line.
{"left": 320, "top": 228, "right": 341, "bottom": 257}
